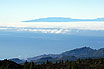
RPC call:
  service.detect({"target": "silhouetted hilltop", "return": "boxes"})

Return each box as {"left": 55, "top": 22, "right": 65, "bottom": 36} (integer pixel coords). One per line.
{"left": 0, "top": 59, "right": 23, "bottom": 69}
{"left": 1, "top": 58, "right": 104, "bottom": 69}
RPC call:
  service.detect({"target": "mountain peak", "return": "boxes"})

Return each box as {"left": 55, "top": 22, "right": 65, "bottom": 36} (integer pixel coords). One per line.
{"left": 76, "top": 47, "right": 92, "bottom": 49}
{"left": 61, "top": 47, "right": 96, "bottom": 58}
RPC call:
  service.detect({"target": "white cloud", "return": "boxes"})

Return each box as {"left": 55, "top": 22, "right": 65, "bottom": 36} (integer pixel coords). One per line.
{"left": 0, "top": 28, "right": 10, "bottom": 30}
{"left": 16, "top": 28, "right": 71, "bottom": 34}
{"left": 0, "top": 22, "right": 104, "bottom": 34}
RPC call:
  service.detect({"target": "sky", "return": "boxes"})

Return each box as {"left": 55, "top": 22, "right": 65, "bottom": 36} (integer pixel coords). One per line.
{"left": 0, "top": 0, "right": 104, "bottom": 34}
{"left": 0, "top": 0, "right": 104, "bottom": 23}
{"left": 0, "top": 0, "right": 104, "bottom": 59}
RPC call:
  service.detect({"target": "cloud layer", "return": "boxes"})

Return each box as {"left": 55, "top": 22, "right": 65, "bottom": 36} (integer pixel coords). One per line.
{"left": 0, "top": 22, "right": 104, "bottom": 34}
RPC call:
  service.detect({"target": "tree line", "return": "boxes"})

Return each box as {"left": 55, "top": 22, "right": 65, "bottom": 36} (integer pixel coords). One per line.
{"left": 0, "top": 58, "right": 104, "bottom": 69}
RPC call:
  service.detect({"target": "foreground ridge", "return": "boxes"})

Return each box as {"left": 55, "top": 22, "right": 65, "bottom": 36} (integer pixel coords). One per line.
{"left": 1, "top": 58, "right": 104, "bottom": 69}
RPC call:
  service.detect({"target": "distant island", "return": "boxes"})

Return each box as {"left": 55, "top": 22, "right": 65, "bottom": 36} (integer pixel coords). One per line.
{"left": 23, "top": 17, "right": 104, "bottom": 22}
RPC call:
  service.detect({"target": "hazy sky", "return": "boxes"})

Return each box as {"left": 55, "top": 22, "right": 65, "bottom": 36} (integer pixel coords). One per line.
{"left": 0, "top": 0, "right": 104, "bottom": 23}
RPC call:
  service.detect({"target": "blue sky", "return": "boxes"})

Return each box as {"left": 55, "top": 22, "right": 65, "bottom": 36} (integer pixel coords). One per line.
{"left": 0, "top": 0, "right": 104, "bottom": 23}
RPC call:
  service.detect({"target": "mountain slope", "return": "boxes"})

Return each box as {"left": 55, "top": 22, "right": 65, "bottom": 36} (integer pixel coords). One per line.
{"left": 27, "top": 47, "right": 104, "bottom": 62}
{"left": 10, "top": 47, "right": 104, "bottom": 64}
{"left": 61, "top": 47, "right": 96, "bottom": 58}
{"left": 27, "top": 54, "right": 59, "bottom": 61}
{"left": 94, "top": 48, "right": 104, "bottom": 58}
{"left": 9, "top": 58, "right": 25, "bottom": 64}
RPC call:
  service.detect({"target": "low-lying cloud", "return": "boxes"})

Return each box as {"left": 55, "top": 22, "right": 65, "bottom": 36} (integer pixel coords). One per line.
{"left": 0, "top": 22, "right": 104, "bottom": 34}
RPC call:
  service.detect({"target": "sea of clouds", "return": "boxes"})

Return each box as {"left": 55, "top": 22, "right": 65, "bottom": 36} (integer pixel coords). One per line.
{"left": 0, "top": 22, "right": 104, "bottom": 34}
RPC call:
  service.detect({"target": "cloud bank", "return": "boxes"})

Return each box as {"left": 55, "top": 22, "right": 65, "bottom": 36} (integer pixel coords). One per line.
{"left": 0, "top": 22, "right": 104, "bottom": 34}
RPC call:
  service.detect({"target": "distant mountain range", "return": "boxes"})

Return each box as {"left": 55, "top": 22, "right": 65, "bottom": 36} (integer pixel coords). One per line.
{"left": 61, "top": 47, "right": 104, "bottom": 58}
{"left": 9, "top": 47, "right": 104, "bottom": 64}
{"left": 23, "top": 17, "right": 104, "bottom": 22}
{"left": 9, "top": 58, "right": 25, "bottom": 64}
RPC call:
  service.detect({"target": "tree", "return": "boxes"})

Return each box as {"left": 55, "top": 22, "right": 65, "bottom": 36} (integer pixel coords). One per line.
{"left": 24, "top": 60, "right": 29, "bottom": 69}
{"left": 46, "top": 66, "right": 51, "bottom": 69}
{"left": 71, "top": 63, "right": 78, "bottom": 69}
{"left": 66, "top": 65, "right": 71, "bottom": 69}
{"left": 5, "top": 65, "right": 9, "bottom": 69}
{"left": 1, "top": 64, "right": 5, "bottom": 69}
{"left": 46, "top": 60, "right": 51, "bottom": 64}
{"left": 29, "top": 62, "right": 35, "bottom": 69}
